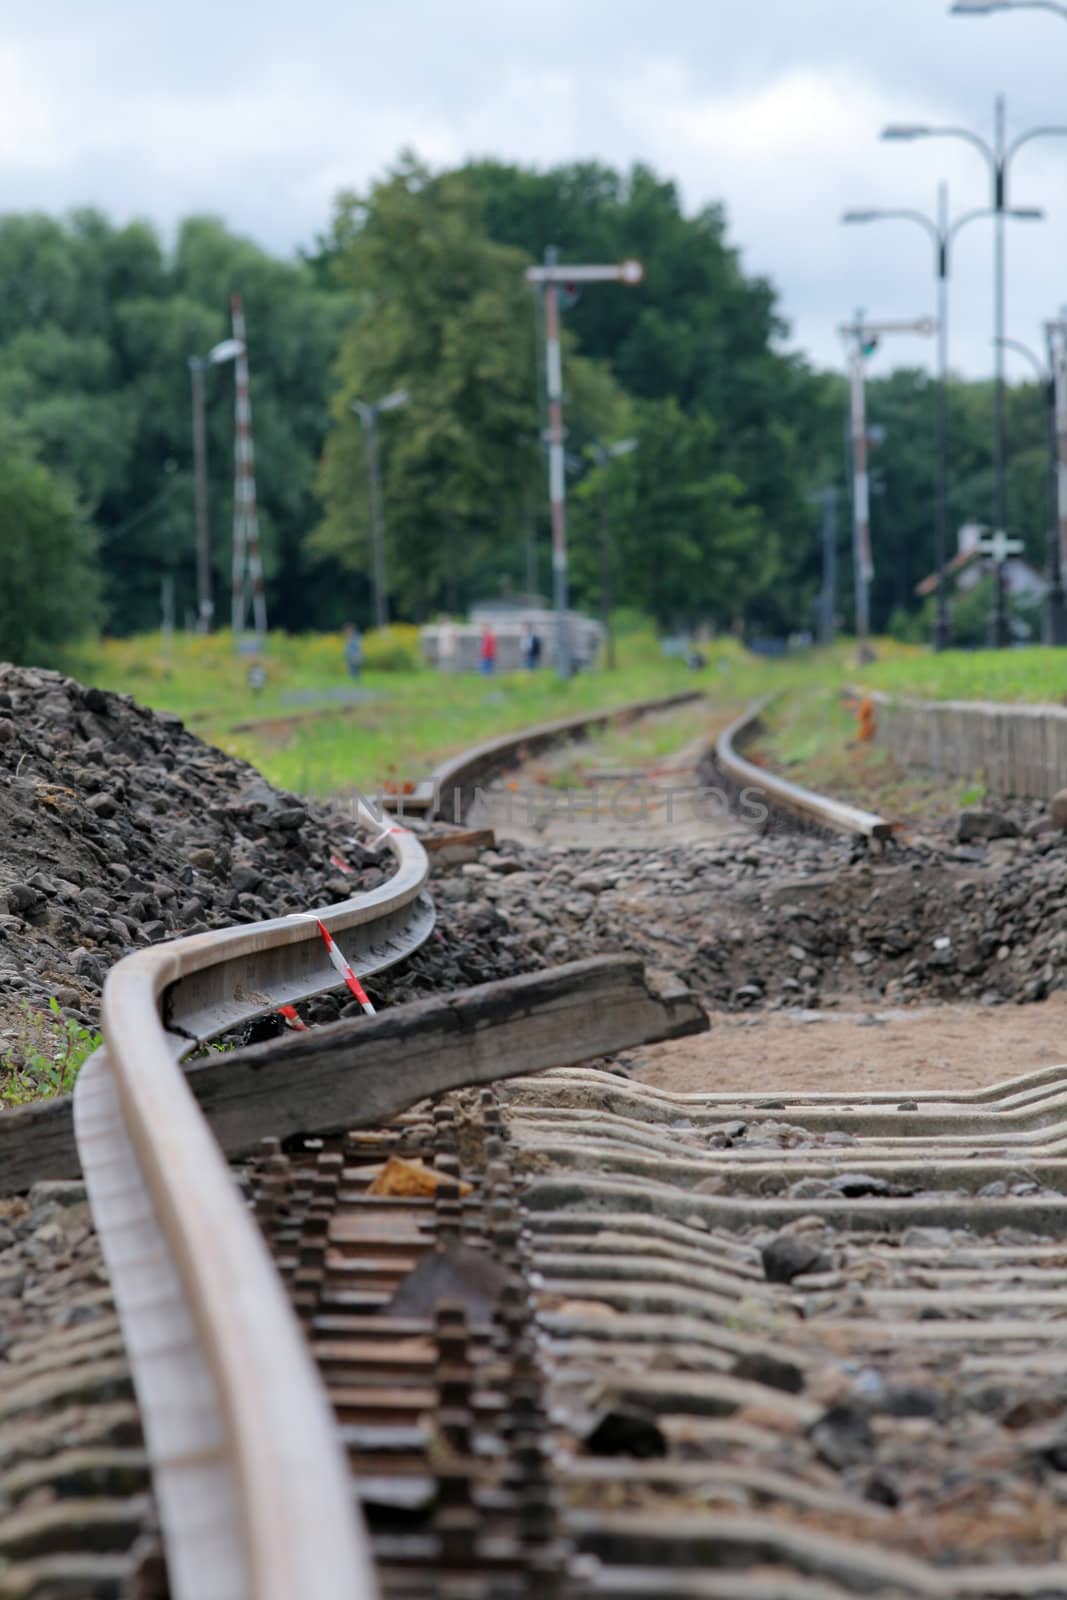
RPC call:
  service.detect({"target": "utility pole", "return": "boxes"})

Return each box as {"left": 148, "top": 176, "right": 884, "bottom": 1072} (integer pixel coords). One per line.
{"left": 351, "top": 389, "right": 409, "bottom": 632}
{"left": 187, "top": 337, "right": 242, "bottom": 633}
{"left": 934, "top": 182, "right": 951, "bottom": 651}
{"left": 230, "top": 294, "right": 268, "bottom": 644}
{"left": 1046, "top": 318, "right": 1067, "bottom": 644}
{"left": 365, "top": 408, "right": 386, "bottom": 630}
{"left": 849, "top": 335, "right": 872, "bottom": 660}
{"left": 525, "top": 252, "right": 643, "bottom": 677}
{"left": 997, "top": 331, "right": 1067, "bottom": 646}
{"left": 597, "top": 485, "right": 615, "bottom": 669}
{"left": 189, "top": 358, "right": 211, "bottom": 632}
{"left": 543, "top": 247, "right": 568, "bottom": 674}
{"left": 524, "top": 502, "right": 538, "bottom": 598}
{"left": 160, "top": 574, "right": 175, "bottom": 664}
{"left": 839, "top": 313, "right": 936, "bottom": 662}
{"left": 991, "top": 95, "right": 1009, "bottom": 645}
{"left": 817, "top": 485, "right": 837, "bottom": 646}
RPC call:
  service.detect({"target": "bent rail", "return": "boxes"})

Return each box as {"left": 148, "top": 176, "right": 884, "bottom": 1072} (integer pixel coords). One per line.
{"left": 716, "top": 696, "right": 891, "bottom": 841}
{"left": 73, "top": 815, "right": 431, "bottom": 1600}
{"left": 64, "top": 691, "right": 708, "bottom": 1598}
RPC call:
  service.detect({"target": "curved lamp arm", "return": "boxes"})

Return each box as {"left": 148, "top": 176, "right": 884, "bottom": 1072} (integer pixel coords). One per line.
{"left": 1006, "top": 123, "right": 1067, "bottom": 165}
{"left": 994, "top": 335, "right": 1048, "bottom": 383}
{"left": 841, "top": 207, "right": 940, "bottom": 276}
{"left": 953, "top": 2, "right": 1067, "bottom": 20}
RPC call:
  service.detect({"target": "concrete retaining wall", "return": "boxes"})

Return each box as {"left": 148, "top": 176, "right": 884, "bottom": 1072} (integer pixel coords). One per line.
{"left": 868, "top": 690, "right": 1067, "bottom": 800}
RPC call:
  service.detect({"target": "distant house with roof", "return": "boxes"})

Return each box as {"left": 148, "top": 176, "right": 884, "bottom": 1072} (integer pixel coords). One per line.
{"left": 421, "top": 599, "right": 605, "bottom": 673}
{"left": 915, "top": 523, "right": 1047, "bottom": 605}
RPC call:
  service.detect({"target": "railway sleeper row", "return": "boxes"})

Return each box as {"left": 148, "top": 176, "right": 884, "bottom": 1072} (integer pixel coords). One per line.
{"left": 240, "top": 1057, "right": 1067, "bottom": 1599}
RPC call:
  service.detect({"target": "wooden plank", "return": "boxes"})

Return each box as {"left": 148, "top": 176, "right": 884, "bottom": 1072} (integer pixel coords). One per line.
{"left": 190, "top": 956, "right": 706, "bottom": 1159}
{"left": 0, "top": 958, "right": 706, "bottom": 1194}
{"left": 0, "top": 1096, "right": 80, "bottom": 1190}
{"left": 421, "top": 827, "right": 495, "bottom": 854}
{"left": 423, "top": 826, "right": 496, "bottom": 866}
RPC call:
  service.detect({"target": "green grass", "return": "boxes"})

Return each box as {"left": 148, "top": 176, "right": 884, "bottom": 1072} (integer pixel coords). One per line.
{"left": 0, "top": 999, "right": 103, "bottom": 1107}
{"left": 69, "top": 626, "right": 1067, "bottom": 805}
{"left": 860, "top": 646, "right": 1067, "bottom": 706}
{"left": 75, "top": 627, "right": 774, "bottom": 798}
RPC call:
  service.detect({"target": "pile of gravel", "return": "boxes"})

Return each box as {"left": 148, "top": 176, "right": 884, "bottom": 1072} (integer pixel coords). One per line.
{"left": 0, "top": 664, "right": 392, "bottom": 1044}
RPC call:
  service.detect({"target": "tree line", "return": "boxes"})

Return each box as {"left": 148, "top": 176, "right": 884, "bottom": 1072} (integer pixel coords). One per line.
{"left": 0, "top": 156, "right": 1056, "bottom": 665}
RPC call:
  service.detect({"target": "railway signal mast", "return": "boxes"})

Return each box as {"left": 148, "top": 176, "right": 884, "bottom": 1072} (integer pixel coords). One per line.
{"left": 839, "top": 313, "right": 936, "bottom": 661}
{"left": 230, "top": 293, "right": 268, "bottom": 646}
{"left": 525, "top": 251, "right": 644, "bottom": 677}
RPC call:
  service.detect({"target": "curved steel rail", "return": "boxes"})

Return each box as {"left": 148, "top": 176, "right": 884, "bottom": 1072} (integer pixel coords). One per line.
{"left": 73, "top": 813, "right": 430, "bottom": 1600}
{"left": 430, "top": 689, "right": 705, "bottom": 821}
{"left": 381, "top": 689, "right": 706, "bottom": 822}
{"left": 68, "top": 691, "right": 704, "bottom": 1600}
{"left": 716, "top": 696, "right": 892, "bottom": 841}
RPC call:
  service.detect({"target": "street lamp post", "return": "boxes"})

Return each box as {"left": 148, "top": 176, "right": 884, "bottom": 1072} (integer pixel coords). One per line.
{"left": 1043, "top": 320, "right": 1067, "bottom": 644}
{"left": 842, "top": 188, "right": 1042, "bottom": 650}
{"left": 882, "top": 98, "right": 1066, "bottom": 646}
{"left": 995, "top": 336, "right": 1064, "bottom": 642}
{"left": 589, "top": 438, "right": 637, "bottom": 670}
{"left": 525, "top": 251, "right": 644, "bottom": 678}
{"left": 187, "top": 338, "right": 243, "bottom": 633}
{"left": 839, "top": 314, "right": 936, "bottom": 662}
{"left": 351, "top": 390, "right": 410, "bottom": 632}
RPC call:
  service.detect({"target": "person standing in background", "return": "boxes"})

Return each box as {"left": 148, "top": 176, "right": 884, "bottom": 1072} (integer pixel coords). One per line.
{"left": 479, "top": 622, "right": 497, "bottom": 676}
{"left": 344, "top": 622, "right": 363, "bottom": 679}
{"left": 522, "top": 621, "right": 542, "bottom": 670}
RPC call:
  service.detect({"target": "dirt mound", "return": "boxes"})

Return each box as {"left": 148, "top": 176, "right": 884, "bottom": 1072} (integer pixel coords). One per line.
{"left": 0, "top": 664, "right": 391, "bottom": 1050}
{"left": 398, "top": 820, "right": 1067, "bottom": 1016}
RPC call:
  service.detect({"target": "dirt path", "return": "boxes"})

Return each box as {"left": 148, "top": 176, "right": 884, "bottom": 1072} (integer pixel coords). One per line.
{"left": 469, "top": 702, "right": 746, "bottom": 851}
{"left": 636, "top": 991, "right": 1067, "bottom": 1096}
{"left": 457, "top": 699, "right": 1067, "bottom": 1099}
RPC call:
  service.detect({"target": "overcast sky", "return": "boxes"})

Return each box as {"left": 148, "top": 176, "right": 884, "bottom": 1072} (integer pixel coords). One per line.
{"left": 4, "top": 1, "right": 1067, "bottom": 380}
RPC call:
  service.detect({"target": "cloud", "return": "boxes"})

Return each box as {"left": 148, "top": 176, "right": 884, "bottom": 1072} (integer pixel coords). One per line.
{"left": 0, "top": 0, "right": 1066, "bottom": 379}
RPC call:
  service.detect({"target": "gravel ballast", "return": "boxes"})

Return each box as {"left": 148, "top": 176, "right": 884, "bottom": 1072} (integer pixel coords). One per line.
{"left": 0, "top": 664, "right": 393, "bottom": 1060}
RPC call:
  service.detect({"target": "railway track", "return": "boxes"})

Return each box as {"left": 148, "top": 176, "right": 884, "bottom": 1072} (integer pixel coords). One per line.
{"left": 9, "top": 693, "right": 1067, "bottom": 1598}
{"left": 249, "top": 1064, "right": 1067, "bottom": 1597}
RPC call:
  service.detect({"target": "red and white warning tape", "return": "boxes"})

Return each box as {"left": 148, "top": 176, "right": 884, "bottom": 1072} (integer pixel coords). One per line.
{"left": 307, "top": 917, "right": 376, "bottom": 1015}
{"left": 276, "top": 1003, "right": 309, "bottom": 1032}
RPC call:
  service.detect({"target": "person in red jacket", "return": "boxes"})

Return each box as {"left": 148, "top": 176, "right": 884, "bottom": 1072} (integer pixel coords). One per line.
{"left": 479, "top": 622, "right": 497, "bottom": 676}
